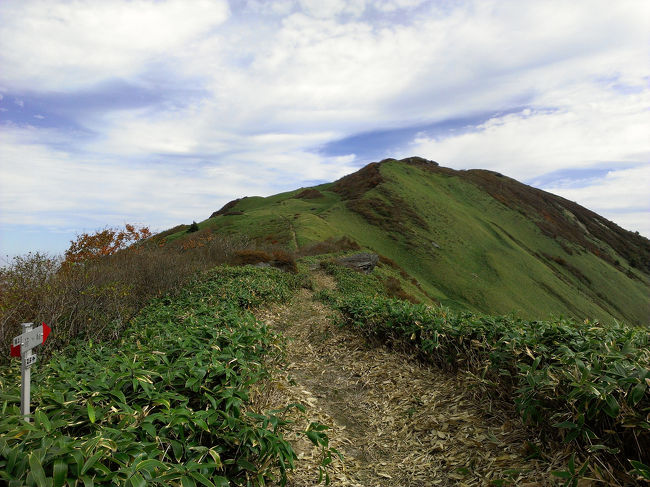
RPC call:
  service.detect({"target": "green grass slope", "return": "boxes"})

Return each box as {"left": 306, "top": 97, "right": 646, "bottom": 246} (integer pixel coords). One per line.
{"left": 162, "top": 157, "right": 650, "bottom": 326}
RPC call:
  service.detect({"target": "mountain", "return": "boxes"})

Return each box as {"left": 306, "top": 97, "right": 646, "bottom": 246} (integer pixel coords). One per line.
{"left": 160, "top": 156, "right": 650, "bottom": 325}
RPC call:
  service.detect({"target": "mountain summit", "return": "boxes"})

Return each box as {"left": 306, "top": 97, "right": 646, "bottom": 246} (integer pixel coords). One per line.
{"left": 162, "top": 157, "right": 650, "bottom": 325}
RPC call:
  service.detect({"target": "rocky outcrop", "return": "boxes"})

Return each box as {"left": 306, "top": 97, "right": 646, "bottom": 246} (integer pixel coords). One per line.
{"left": 336, "top": 253, "right": 379, "bottom": 273}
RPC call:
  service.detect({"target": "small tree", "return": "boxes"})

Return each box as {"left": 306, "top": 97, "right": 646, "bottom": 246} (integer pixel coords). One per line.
{"left": 63, "top": 224, "right": 152, "bottom": 265}
{"left": 187, "top": 221, "right": 200, "bottom": 233}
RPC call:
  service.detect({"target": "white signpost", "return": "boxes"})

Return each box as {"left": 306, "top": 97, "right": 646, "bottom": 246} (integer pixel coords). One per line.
{"left": 10, "top": 322, "right": 51, "bottom": 420}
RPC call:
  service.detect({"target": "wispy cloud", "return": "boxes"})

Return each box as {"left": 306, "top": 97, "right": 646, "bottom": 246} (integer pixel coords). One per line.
{"left": 0, "top": 0, "right": 231, "bottom": 92}
{"left": 0, "top": 0, "right": 649, "bottom": 256}
{"left": 401, "top": 91, "right": 650, "bottom": 180}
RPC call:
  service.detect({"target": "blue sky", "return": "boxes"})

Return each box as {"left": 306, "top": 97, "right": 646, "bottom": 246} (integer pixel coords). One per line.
{"left": 1, "top": 0, "right": 649, "bottom": 260}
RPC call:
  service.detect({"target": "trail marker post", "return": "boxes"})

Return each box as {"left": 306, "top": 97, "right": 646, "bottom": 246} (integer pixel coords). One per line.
{"left": 10, "top": 322, "right": 51, "bottom": 421}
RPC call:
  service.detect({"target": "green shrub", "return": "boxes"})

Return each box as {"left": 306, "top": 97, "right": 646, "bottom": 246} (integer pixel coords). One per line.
{"left": 0, "top": 267, "right": 305, "bottom": 486}
{"left": 0, "top": 235, "right": 248, "bottom": 366}
{"left": 323, "top": 264, "right": 650, "bottom": 483}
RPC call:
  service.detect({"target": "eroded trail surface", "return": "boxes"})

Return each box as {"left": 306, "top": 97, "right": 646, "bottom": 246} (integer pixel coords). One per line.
{"left": 256, "top": 273, "right": 549, "bottom": 486}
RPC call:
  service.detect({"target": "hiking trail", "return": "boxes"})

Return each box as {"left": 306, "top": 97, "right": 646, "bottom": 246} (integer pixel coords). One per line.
{"left": 255, "top": 272, "right": 552, "bottom": 486}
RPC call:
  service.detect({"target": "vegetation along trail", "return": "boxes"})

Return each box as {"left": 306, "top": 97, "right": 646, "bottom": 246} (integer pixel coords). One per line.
{"left": 256, "top": 271, "right": 553, "bottom": 486}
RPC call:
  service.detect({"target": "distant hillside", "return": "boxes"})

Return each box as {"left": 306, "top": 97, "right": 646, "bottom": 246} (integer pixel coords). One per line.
{"left": 160, "top": 157, "right": 650, "bottom": 325}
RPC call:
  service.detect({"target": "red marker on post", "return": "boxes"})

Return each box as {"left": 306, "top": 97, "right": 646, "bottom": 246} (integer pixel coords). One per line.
{"left": 10, "top": 322, "right": 51, "bottom": 420}
{"left": 11, "top": 322, "right": 50, "bottom": 357}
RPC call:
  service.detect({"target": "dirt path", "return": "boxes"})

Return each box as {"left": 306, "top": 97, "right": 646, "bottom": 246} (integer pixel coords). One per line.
{"left": 255, "top": 272, "right": 553, "bottom": 486}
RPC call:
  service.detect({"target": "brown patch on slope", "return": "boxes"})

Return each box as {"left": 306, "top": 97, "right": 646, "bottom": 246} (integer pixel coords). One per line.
{"left": 331, "top": 162, "right": 384, "bottom": 200}
{"left": 294, "top": 188, "right": 324, "bottom": 199}
{"left": 332, "top": 161, "right": 429, "bottom": 235}
{"left": 383, "top": 276, "right": 420, "bottom": 303}
{"left": 463, "top": 169, "right": 650, "bottom": 274}
{"left": 345, "top": 188, "right": 429, "bottom": 236}
{"left": 296, "top": 236, "right": 361, "bottom": 257}
{"left": 539, "top": 252, "right": 592, "bottom": 285}
{"left": 210, "top": 197, "right": 243, "bottom": 218}
{"left": 378, "top": 254, "right": 439, "bottom": 303}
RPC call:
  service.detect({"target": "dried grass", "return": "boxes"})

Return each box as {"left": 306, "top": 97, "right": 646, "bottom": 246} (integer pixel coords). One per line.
{"left": 254, "top": 273, "right": 559, "bottom": 486}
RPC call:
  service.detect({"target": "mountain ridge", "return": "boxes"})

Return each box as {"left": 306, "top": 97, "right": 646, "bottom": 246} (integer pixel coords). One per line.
{"left": 162, "top": 156, "right": 650, "bottom": 325}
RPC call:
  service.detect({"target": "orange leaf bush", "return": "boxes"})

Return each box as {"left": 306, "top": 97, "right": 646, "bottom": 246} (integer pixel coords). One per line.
{"left": 0, "top": 225, "right": 255, "bottom": 365}
{"left": 64, "top": 224, "right": 152, "bottom": 265}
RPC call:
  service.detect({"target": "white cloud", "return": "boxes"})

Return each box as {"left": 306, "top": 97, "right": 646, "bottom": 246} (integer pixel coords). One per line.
{"left": 401, "top": 86, "right": 650, "bottom": 180}
{"left": 1, "top": 0, "right": 649, "bottom": 249}
{"left": 298, "top": 0, "right": 367, "bottom": 18}
{"left": 398, "top": 80, "right": 650, "bottom": 235}
{"left": 2, "top": 0, "right": 648, "bottom": 132}
{"left": 372, "top": 0, "right": 427, "bottom": 12}
{"left": 544, "top": 165, "right": 650, "bottom": 237}
{"left": 0, "top": 125, "right": 356, "bottom": 232}
{"left": 246, "top": 0, "right": 296, "bottom": 16}
{"left": 0, "top": 0, "right": 230, "bottom": 91}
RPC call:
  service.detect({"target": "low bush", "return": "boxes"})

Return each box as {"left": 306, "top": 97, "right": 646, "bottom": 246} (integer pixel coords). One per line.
{"left": 322, "top": 264, "right": 650, "bottom": 484}
{"left": 232, "top": 250, "right": 273, "bottom": 266}
{"left": 296, "top": 237, "right": 360, "bottom": 257}
{"left": 383, "top": 276, "right": 419, "bottom": 304}
{"left": 0, "top": 267, "right": 314, "bottom": 486}
{"left": 319, "top": 261, "right": 384, "bottom": 298}
{"left": 377, "top": 254, "right": 398, "bottom": 268}
{"left": 0, "top": 230, "right": 252, "bottom": 365}
{"left": 271, "top": 250, "right": 298, "bottom": 274}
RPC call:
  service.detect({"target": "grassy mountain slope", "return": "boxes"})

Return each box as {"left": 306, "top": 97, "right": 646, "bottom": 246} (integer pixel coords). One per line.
{"left": 162, "top": 157, "right": 649, "bottom": 325}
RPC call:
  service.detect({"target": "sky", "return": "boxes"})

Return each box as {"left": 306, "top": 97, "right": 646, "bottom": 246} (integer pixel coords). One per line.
{"left": 1, "top": 0, "right": 649, "bottom": 260}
